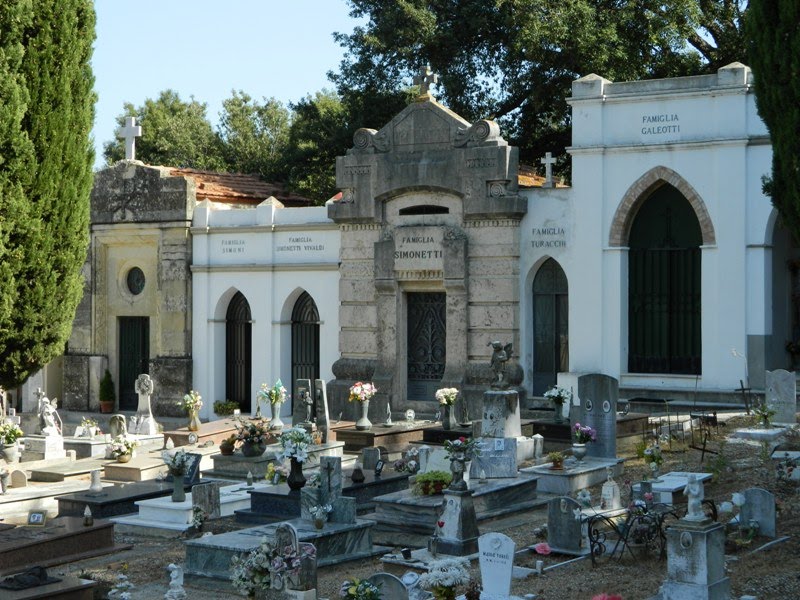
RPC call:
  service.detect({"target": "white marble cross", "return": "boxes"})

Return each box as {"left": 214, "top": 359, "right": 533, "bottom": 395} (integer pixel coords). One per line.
{"left": 541, "top": 152, "right": 556, "bottom": 188}
{"left": 413, "top": 65, "right": 438, "bottom": 98}
{"left": 117, "top": 116, "right": 142, "bottom": 160}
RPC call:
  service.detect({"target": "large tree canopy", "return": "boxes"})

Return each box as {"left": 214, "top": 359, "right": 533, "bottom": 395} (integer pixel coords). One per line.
{"left": 0, "top": 0, "right": 96, "bottom": 388}
{"left": 331, "top": 0, "right": 748, "bottom": 172}
{"left": 746, "top": 0, "right": 800, "bottom": 242}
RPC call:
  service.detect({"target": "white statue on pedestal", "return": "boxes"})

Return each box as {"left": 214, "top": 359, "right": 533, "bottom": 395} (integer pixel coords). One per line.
{"left": 132, "top": 373, "right": 158, "bottom": 435}
{"left": 164, "top": 563, "right": 186, "bottom": 600}
{"left": 683, "top": 474, "right": 706, "bottom": 521}
{"left": 38, "top": 396, "right": 62, "bottom": 437}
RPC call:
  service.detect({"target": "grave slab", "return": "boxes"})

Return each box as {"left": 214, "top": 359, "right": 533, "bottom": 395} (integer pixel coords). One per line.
{"left": 633, "top": 472, "right": 713, "bottom": 504}
{"left": 57, "top": 480, "right": 182, "bottom": 518}
{"left": 0, "top": 517, "right": 128, "bottom": 576}
{"left": 0, "top": 480, "right": 113, "bottom": 520}
{"left": 740, "top": 487, "right": 776, "bottom": 538}
{"left": 0, "top": 575, "right": 97, "bottom": 600}
{"left": 185, "top": 518, "right": 385, "bottom": 579}
{"left": 520, "top": 457, "right": 624, "bottom": 495}
{"left": 63, "top": 433, "right": 162, "bottom": 459}
{"left": 371, "top": 473, "right": 541, "bottom": 534}
{"left": 335, "top": 422, "right": 439, "bottom": 453}
{"left": 29, "top": 457, "right": 110, "bottom": 483}
{"left": 162, "top": 418, "right": 239, "bottom": 448}
{"left": 527, "top": 412, "right": 649, "bottom": 446}
{"left": 207, "top": 441, "right": 345, "bottom": 479}
{"left": 732, "top": 427, "right": 786, "bottom": 442}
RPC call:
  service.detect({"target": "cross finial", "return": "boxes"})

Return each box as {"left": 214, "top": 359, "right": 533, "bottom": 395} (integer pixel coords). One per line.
{"left": 117, "top": 116, "right": 143, "bottom": 161}
{"left": 540, "top": 152, "right": 557, "bottom": 188}
{"left": 413, "top": 64, "right": 438, "bottom": 100}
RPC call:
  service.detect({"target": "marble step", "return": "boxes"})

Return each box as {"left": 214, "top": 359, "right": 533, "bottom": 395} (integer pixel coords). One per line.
{"left": 0, "top": 480, "right": 114, "bottom": 521}
{"left": 520, "top": 457, "right": 624, "bottom": 495}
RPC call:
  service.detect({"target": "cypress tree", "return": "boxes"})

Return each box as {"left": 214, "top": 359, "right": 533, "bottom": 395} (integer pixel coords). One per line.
{"left": 0, "top": 0, "right": 95, "bottom": 388}
{"left": 746, "top": 0, "right": 800, "bottom": 241}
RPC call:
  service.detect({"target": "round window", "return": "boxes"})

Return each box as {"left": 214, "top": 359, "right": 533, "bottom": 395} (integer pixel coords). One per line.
{"left": 126, "top": 267, "right": 145, "bottom": 295}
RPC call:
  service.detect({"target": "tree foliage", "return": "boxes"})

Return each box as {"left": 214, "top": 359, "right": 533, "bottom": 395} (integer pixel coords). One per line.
{"left": 0, "top": 0, "right": 96, "bottom": 388}
{"left": 746, "top": 0, "right": 800, "bottom": 242}
{"left": 331, "top": 0, "right": 747, "bottom": 172}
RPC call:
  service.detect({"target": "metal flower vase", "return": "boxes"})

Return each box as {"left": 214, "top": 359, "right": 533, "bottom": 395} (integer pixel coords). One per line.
{"left": 287, "top": 457, "right": 306, "bottom": 491}
{"left": 572, "top": 443, "right": 587, "bottom": 463}
{"left": 188, "top": 410, "right": 201, "bottom": 432}
{"left": 356, "top": 400, "right": 372, "bottom": 431}
{"left": 442, "top": 404, "right": 457, "bottom": 430}
{"left": 269, "top": 401, "right": 284, "bottom": 430}
{"left": 172, "top": 474, "right": 185, "bottom": 502}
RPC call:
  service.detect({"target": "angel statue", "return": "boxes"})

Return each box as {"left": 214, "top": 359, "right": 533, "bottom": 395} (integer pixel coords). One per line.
{"left": 488, "top": 340, "right": 514, "bottom": 390}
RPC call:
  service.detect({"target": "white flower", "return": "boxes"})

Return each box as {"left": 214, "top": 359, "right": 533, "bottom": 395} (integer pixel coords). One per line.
{"left": 720, "top": 501, "right": 733, "bottom": 513}
{"left": 732, "top": 492, "right": 745, "bottom": 507}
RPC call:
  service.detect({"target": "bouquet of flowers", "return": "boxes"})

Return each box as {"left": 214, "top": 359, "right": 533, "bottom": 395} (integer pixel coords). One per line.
{"left": 348, "top": 382, "right": 377, "bottom": 403}
{"left": 572, "top": 422, "right": 597, "bottom": 444}
{"left": 162, "top": 449, "right": 190, "bottom": 475}
{"left": 80, "top": 417, "right": 98, "bottom": 428}
{"left": 752, "top": 401, "right": 776, "bottom": 426}
{"left": 443, "top": 436, "right": 480, "bottom": 459}
{"left": 419, "top": 557, "right": 471, "bottom": 600}
{"left": 310, "top": 504, "right": 333, "bottom": 521}
{"left": 266, "top": 462, "right": 290, "bottom": 482}
{"left": 258, "top": 379, "right": 287, "bottom": 405}
{"left": 279, "top": 426, "right": 313, "bottom": 463}
{"left": 191, "top": 505, "right": 207, "bottom": 529}
{"left": 643, "top": 444, "right": 664, "bottom": 467}
{"left": 232, "top": 536, "right": 316, "bottom": 595}
{"left": 393, "top": 446, "right": 420, "bottom": 473}
{"left": 339, "top": 578, "right": 382, "bottom": 600}
{"left": 544, "top": 385, "right": 572, "bottom": 405}
{"left": 235, "top": 418, "right": 272, "bottom": 445}
{"left": 435, "top": 388, "right": 459, "bottom": 406}
{"left": 179, "top": 390, "right": 203, "bottom": 414}
{"left": 0, "top": 422, "right": 24, "bottom": 445}
{"left": 108, "top": 436, "right": 138, "bottom": 459}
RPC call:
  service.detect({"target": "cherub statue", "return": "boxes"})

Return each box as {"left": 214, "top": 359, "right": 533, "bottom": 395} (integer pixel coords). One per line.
{"left": 487, "top": 340, "right": 514, "bottom": 389}
{"left": 683, "top": 474, "right": 706, "bottom": 521}
{"left": 38, "top": 396, "right": 62, "bottom": 436}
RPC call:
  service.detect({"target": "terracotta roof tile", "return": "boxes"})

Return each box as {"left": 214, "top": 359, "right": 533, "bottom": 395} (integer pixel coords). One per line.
{"left": 169, "top": 168, "right": 312, "bottom": 207}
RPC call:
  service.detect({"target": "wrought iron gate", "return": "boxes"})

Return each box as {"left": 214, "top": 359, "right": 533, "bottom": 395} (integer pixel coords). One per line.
{"left": 291, "top": 292, "right": 320, "bottom": 399}
{"left": 532, "top": 259, "right": 569, "bottom": 396}
{"left": 226, "top": 292, "right": 252, "bottom": 411}
{"left": 118, "top": 317, "right": 149, "bottom": 410}
{"left": 407, "top": 292, "right": 446, "bottom": 401}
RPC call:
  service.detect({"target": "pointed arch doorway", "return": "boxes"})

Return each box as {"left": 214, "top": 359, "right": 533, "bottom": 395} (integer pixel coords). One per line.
{"left": 291, "top": 292, "right": 320, "bottom": 398}
{"left": 226, "top": 291, "right": 252, "bottom": 412}
{"left": 532, "top": 258, "right": 569, "bottom": 396}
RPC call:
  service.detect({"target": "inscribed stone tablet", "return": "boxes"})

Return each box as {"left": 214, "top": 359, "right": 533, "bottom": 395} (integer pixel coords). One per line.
{"left": 469, "top": 437, "right": 517, "bottom": 479}
{"left": 367, "top": 573, "right": 409, "bottom": 600}
{"left": 479, "top": 532, "right": 515, "bottom": 598}
{"left": 547, "top": 496, "right": 584, "bottom": 554}
{"left": 740, "top": 487, "right": 776, "bottom": 538}
{"left": 766, "top": 369, "right": 796, "bottom": 424}
{"left": 192, "top": 482, "right": 221, "bottom": 519}
{"left": 577, "top": 374, "right": 618, "bottom": 459}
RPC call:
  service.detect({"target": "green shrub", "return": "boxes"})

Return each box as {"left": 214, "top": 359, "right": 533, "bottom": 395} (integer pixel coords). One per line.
{"left": 214, "top": 399, "right": 239, "bottom": 416}
{"left": 413, "top": 470, "right": 451, "bottom": 495}
{"left": 99, "top": 369, "right": 115, "bottom": 403}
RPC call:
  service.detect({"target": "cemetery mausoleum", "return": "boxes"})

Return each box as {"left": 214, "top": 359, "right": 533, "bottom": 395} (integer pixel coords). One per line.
{"left": 57, "top": 63, "right": 793, "bottom": 421}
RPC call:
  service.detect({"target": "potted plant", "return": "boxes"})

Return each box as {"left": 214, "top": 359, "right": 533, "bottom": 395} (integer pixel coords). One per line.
{"left": 0, "top": 422, "right": 24, "bottom": 463}
{"left": 235, "top": 418, "right": 273, "bottom": 457}
{"left": 543, "top": 385, "right": 572, "bottom": 423}
{"left": 413, "top": 470, "right": 452, "bottom": 495}
{"left": 219, "top": 434, "right": 237, "bottom": 456}
{"left": 99, "top": 369, "right": 115, "bottom": 413}
{"left": 547, "top": 451, "right": 565, "bottom": 470}
{"left": 108, "top": 435, "right": 138, "bottom": 462}
{"left": 213, "top": 399, "right": 239, "bottom": 417}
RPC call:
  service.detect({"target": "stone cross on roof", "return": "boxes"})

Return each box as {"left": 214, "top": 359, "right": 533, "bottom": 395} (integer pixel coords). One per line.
{"left": 117, "top": 116, "right": 142, "bottom": 161}
{"left": 540, "top": 152, "right": 556, "bottom": 188}
{"left": 413, "top": 65, "right": 438, "bottom": 100}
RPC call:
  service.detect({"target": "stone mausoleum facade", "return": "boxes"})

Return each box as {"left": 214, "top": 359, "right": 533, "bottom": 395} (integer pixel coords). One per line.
{"left": 59, "top": 63, "right": 794, "bottom": 422}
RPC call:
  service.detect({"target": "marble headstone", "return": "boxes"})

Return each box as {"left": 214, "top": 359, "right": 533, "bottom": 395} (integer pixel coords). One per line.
{"left": 577, "top": 374, "right": 618, "bottom": 459}
{"left": 362, "top": 447, "right": 382, "bottom": 471}
{"left": 547, "top": 496, "right": 587, "bottom": 555}
{"left": 766, "top": 369, "right": 796, "bottom": 425}
{"left": 314, "top": 379, "right": 331, "bottom": 443}
{"left": 478, "top": 532, "right": 515, "bottom": 599}
{"left": 740, "top": 487, "right": 776, "bottom": 538}
{"left": 10, "top": 469, "right": 27, "bottom": 488}
{"left": 469, "top": 437, "right": 517, "bottom": 478}
{"left": 166, "top": 453, "right": 202, "bottom": 485}
{"left": 367, "top": 573, "right": 409, "bottom": 600}
{"left": 132, "top": 374, "right": 158, "bottom": 435}
{"left": 531, "top": 434, "right": 544, "bottom": 459}
{"left": 109, "top": 414, "right": 127, "bottom": 439}
{"left": 481, "top": 390, "right": 521, "bottom": 438}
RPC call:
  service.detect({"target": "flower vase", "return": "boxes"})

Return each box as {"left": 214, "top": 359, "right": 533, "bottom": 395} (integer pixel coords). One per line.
{"left": 117, "top": 453, "right": 132, "bottom": 463}
{"left": 188, "top": 410, "right": 201, "bottom": 432}
{"left": 314, "top": 518, "right": 325, "bottom": 530}
{"left": 572, "top": 443, "right": 587, "bottom": 462}
{"left": 1, "top": 443, "right": 18, "bottom": 463}
{"left": 553, "top": 401, "right": 564, "bottom": 424}
{"left": 172, "top": 474, "right": 186, "bottom": 502}
{"left": 241, "top": 441, "right": 266, "bottom": 457}
{"left": 269, "top": 401, "right": 284, "bottom": 430}
{"left": 442, "top": 404, "right": 457, "bottom": 430}
{"left": 356, "top": 399, "right": 372, "bottom": 431}
{"left": 287, "top": 457, "right": 306, "bottom": 491}
{"left": 0, "top": 473, "right": 8, "bottom": 494}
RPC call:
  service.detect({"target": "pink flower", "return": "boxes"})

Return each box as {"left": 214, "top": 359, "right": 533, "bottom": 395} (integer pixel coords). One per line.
{"left": 533, "top": 542, "right": 551, "bottom": 555}
{"left": 592, "top": 595, "right": 622, "bottom": 600}
{"left": 644, "top": 492, "right": 654, "bottom": 502}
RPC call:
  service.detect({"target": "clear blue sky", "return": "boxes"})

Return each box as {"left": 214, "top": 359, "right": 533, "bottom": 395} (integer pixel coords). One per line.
{"left": 92, "top": 1, "right": 363, "bottom": 169}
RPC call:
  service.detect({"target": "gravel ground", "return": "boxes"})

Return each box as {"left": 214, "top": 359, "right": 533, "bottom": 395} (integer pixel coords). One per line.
{"left": 55, "top": 415, "right": 800, "bottom": 599}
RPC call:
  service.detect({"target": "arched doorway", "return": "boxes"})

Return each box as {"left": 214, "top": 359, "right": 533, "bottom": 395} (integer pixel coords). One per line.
{"left": 532, "top": 259, "right": 568, "bottom": 395}
{"left": 628, "top": 184, "right": 702, "bottom": 374}
{"left": 291, "top": 292, "right": 320, "bottom": 397}
{"left": 226, "top": 291, "right": 252, "bottom": 411}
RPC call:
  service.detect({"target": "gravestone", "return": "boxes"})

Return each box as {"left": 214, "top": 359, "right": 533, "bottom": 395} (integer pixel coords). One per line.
{"left": 765, "top": 369, "right": 796, "bottom": 424}
{"left": 165, "top": 453, "right": 202, "bottom": 486}
{"left": 109, "top": 414, "right": 127, "bottom": 439}
{"left": 362, "top": 447, "right": 382, "bottom": 471}
{"left": 478, "top": 531, "right": 515, "bottom": 599}
{"left": 436, "top": 488, "right": 480, "bottom": 556}
{"left": 315, "top": 379, "right": 331, "bottom": 443}
{"left": 293, "top": 378, "right": 314, "bottom": 425}
{"left": 531, "top": 434, "right": 544, "bottom": 459}
{"left": 132, "top": 374, "right": 158, "bottom": 435}
{"left": 547, "top": 496, "right": 588, "bottom": 555}
{"left": 470, "top": 437, "right": 517, "bottom": 478}
{"left": 600, "top": 467, "right": 621, "bottom": 510}
{"left": 10, "top": 469, "right": 27, "bottom": 488}
{"left": 740, "top": 487, "right": 776, "bottom": 538}
{"left": 270, "top": 523, "right": 317, "bottom": 593}
{"left": 417, "top": 446, "right": 450, "bottom": 474}
{"left": 192, "top": 482, "right": 222, "bottom": 520}
{"left": 301, "top": 456, "right": 356, "bottom": 524}
{"left": 576, "top": 374, "right": 618, "bottom": 459}
{"left": 367, "top": 572, "right": 409, "bottom": 600}
{"left": 481, "top": 390, "right": 521, "bottom": 438}
{"left": 657, "top": 520, "right": 729, "bottom": 599}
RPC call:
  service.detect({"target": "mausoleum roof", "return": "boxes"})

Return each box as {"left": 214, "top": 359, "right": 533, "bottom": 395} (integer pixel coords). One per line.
{"left": 169, "top": 168, "right": 312, "bottom": 207}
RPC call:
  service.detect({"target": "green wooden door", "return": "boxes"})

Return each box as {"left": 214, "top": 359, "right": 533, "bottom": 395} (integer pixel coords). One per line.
{"left": 118, "top": 317, "right": 149, "bottom": 410}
